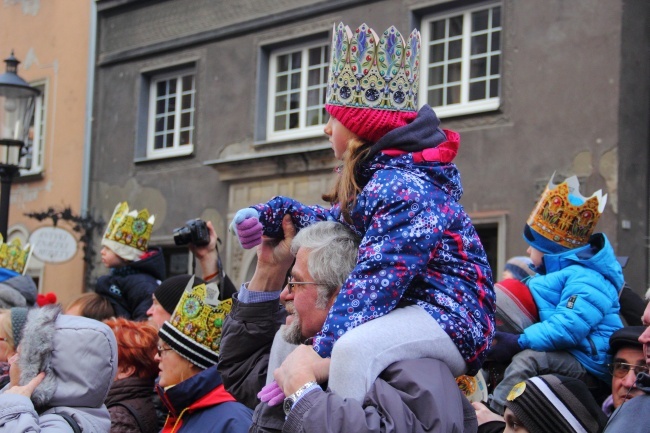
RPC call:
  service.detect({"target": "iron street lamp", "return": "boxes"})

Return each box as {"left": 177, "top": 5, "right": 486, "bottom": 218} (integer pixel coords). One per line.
{"left": 0, "top": 51, "right": 39, "bottom": 239}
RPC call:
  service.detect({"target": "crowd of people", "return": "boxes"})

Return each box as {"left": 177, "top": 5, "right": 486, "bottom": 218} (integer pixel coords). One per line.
{"left": 0, "top": 20, "right": 648, "bottom": 433}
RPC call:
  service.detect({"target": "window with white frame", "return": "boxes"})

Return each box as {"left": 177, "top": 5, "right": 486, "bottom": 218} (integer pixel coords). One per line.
{"left": 267, "top": 41, "right": 329, "bottom": 141}
{"left": 20, "top": 82, "right": 46, "bottom": 175}
{"left": 421, "top": 3, "right": 502, "bottom": 117}
{"left": 147, "top": 71, "right": 195, "bottom": 159}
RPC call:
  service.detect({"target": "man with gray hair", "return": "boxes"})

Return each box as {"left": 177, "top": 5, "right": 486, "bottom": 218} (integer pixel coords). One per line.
{"left": 218, "top": 217, "right": 477, "bottom": 433}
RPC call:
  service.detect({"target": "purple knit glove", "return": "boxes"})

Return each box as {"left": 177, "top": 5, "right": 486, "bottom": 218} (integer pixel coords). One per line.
{"left": 487, "top": 332, "right": 523, "bottom": 363}
{"left": 230, "top": 208, "right": 263, "bottom": 249}
{"left": 258, "top": 380, "right": 285, "bottom": 406}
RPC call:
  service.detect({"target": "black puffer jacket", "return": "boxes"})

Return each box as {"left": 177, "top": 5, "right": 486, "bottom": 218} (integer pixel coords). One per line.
{"left": 106, "top": 376, "right": 158, "bottom": 433}
{"left": 96, "top": 248, "right": 166, "bottom": 321}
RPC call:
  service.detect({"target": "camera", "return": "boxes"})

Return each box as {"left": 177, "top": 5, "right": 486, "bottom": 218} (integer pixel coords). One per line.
{"left": 173, "top": 219, "right": 210, "bottom": 246}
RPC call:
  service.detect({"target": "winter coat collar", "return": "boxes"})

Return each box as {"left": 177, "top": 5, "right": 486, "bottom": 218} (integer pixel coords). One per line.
{"left": 157, "top": 365, "right": 236, "bottom": 417}
{"left": 106, "top": 376, "right": 156, "bottom": 406}
{"left": 112, "top": 247, "right": 166, "bottom": 281}
{"left": 541, "top": 233, "right": 625, "bottom": 290}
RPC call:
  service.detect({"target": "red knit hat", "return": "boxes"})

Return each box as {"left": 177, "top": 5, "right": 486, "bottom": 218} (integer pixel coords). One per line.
{"left": 326, "top": 104, "right": 418, "bottom": 143}
{"left": 495, "top": 278, "right": 539, "bottom": 333}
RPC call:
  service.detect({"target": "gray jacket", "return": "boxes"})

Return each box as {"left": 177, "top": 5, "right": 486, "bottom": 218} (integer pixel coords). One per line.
{"left": 219, "top": 294, "right": 477, "bottom": 433}
{"left": 0, "top": 275, "right": 37, "bottom": 308}
{"left": 0, "top": 305, "right": 118, "bottom": 432}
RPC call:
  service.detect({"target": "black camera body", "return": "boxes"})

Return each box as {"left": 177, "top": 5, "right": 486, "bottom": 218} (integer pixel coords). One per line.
{"left": 173, "top": 219, "right": 210, "bottom": 246}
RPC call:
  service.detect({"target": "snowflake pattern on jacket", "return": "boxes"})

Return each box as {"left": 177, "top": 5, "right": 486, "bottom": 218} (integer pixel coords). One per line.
{"left": 253, "top": 111, "right": 495, "bottom": 374}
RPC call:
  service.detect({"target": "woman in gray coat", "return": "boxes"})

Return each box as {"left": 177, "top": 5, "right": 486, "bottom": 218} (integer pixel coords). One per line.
{"left": 0, "top": 305, "right": 118, "bottom": 432}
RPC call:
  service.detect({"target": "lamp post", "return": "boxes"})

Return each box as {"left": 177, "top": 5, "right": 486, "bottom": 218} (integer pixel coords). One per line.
{"left": 0, "top": 51, "right": 40, "bottom": 239}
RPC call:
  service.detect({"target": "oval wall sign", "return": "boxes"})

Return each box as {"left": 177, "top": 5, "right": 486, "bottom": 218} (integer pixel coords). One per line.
{"left": 29, "top": 227, "right": 78, "bottom": 263}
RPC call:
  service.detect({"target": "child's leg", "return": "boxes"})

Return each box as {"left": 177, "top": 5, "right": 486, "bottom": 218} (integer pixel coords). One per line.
{"left": 489, "top": 349, "right": 588, "bottom": 414}
{"left": 328, "top": 304, "right": 466, "bottom": 402}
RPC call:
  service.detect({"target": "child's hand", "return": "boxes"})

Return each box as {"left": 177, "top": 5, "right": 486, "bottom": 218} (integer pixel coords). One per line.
{"left": 258, "top": 380, "right": 285, "bottom": 406}
{"left": 230, "top": 208, "right": 263, "bottom": 249}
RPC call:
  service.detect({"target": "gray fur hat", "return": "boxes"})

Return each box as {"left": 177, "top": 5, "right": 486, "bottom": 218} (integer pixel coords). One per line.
{"left": 18, "top": 304, "right": 118, "bottom": 409}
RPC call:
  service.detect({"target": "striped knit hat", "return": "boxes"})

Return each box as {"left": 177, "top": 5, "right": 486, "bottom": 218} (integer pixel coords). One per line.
{"left": 504, "top": 256, "right": 535, "bottom": 281}
{"left": 505, "top": 375, "right": 607, "bottom": 433}
{"left": 158, "top": 276, "right": 232, "bottom": 369}
{"left": 494, "top": 278, "right": 539, "bottom": 334}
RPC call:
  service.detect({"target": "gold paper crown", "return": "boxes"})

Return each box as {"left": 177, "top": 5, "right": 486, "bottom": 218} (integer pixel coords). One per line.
{"left": 527, "top": 174, "right": 607, "bottom": 249}
{"left": 326, "top": 22, "right": 421, "bottom": 112}
{"left": 160, "top": 277, "right": 232, "bottom": 369}
{"left": 0, "top": 235, "right": 30, "bottom": 274}
{"left": 102, "top": 202, "right": 155, "bottom": 261}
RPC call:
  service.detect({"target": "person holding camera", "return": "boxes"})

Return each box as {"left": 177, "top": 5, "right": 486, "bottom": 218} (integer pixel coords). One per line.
{"left": 176, "top": 218, "right": 237, "bottom": 302}
{"left": 96, "top": 202, "right": 166, "bottom": 321}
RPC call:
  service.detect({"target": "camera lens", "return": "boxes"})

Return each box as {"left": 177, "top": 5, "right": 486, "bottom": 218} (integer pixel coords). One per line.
{"left": 173, "top": 226, "right": 192, "bottom": 246}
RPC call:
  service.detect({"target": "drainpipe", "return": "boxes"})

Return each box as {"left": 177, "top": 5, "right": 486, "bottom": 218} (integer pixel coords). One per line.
{"left": 80, "top": 1, "right": 97, "bottom": 216}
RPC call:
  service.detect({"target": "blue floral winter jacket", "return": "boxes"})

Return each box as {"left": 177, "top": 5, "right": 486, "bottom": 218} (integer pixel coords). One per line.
{"left": 253, "top": 106, "right": 495, "bottom": 374}
{"left": 519, "top": 233, "right": 624, "bottom": 382}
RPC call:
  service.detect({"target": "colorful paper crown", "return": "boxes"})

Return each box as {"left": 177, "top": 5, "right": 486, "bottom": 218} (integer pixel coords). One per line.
{"left": 326, "top": 22, "right": 421, "bottom": 112}
{"left": 159, "top": 276, "right": 232, "bottom": 369}
{"left": 526, "top": 174, "right": 606, "bottom": 250}
{"left": 101, "top": 202, "right": 155, "bottom": 261}
{"left": 0, "top": 236, "right": 30, "bottom": 275}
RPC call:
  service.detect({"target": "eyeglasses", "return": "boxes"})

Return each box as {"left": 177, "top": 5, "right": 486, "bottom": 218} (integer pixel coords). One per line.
{"left": 156, "top": 346, "right": 173, "bottom": 357}
{"left": 608, "top": 361, "right": 649, "bottom": 378}
{"left": 286, "top": 275, "right": 326, "bottom": 295}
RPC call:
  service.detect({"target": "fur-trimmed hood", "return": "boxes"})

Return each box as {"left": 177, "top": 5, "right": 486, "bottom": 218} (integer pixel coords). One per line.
{"left": 18, "top": 305, "right": 118, "bottom": 408}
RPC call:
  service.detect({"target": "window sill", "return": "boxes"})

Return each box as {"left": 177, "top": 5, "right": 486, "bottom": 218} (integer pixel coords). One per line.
{"left": 15, "top": 171, "right": 45, "bottom": 183}
{"left": 135, "top": 148, "right": 194, "bottom": 164}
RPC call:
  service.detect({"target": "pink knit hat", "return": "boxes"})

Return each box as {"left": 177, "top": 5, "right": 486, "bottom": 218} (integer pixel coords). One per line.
{"left": 325, "top": 23, "right": 421, "bottom": 143}
{"left": 326, "top": 105, "right": 418, "bottom": 143}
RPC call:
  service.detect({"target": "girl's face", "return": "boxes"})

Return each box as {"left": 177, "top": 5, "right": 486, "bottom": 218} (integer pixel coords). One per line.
{"left": 324, "top": 116, "right": 358, "bottom": 160}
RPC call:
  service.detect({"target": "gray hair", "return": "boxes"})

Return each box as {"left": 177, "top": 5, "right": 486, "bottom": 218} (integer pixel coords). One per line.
{"left": 291, "top": 222, "right": 360, "bottom": 308}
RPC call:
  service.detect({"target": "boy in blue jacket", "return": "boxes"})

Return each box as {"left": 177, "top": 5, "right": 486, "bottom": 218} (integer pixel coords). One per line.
{"left": 488, "top": 174, "right": 624, "bottom": 413}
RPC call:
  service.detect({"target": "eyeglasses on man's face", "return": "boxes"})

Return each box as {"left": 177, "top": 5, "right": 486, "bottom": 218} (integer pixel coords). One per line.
{"left": 608, "top": 361, "right": 649, "bottom": 378}
{"left": 156, "top": 345, "right": 173, "bottom": 357}
{"left": 286, "top": 275, "right": 326, "bottom": 295}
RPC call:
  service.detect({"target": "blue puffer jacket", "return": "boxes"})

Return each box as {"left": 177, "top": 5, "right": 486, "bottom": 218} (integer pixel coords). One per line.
{"left": 519, "top": 233, "right": 624, "bottom": 381}
{"left": 253, "top": 105, "right": 495, "bottom": 374}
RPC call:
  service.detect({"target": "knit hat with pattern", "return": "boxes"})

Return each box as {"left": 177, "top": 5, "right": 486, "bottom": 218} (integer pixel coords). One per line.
{"left": 155, "top": 274, "right": 205, "bottom": 315}
{"left": 504, "top": 256, "right": 536, "bottom": 282}
{"left": 505, "top": 374, "right": 607, "bottom": 433}
{"left": 158, "top": 276, "right": 232, "bottom": 369}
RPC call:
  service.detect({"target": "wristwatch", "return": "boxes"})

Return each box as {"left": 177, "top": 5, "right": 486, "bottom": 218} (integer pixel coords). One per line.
{"left": 283, "top": 381, "right": 318, "bottom": 415}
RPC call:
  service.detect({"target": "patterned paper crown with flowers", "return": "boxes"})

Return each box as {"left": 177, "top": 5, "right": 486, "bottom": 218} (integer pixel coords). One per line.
{"left": 158, "top": 276, "right": 233, "bottom": 369}
{"left": 326, "top": 22, "right": 421, "bottom": 112}
{"left": 0, "top": 235, "right": 30, "bottom": 275}
{"left": 526, "top": 174, "right": 607, "bottom": 250}
{"left": 101, "top": 202, "right": 155, "bottom": 262}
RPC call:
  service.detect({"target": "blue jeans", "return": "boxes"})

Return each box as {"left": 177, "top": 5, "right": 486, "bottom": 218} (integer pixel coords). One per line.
{"left": 490, "top": 349, "right": 587, "bottom": 414}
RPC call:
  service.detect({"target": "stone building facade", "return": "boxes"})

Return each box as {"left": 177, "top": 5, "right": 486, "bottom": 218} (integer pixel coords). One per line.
{"left": 90, "top": 0, "right": 650, "bottom": 293}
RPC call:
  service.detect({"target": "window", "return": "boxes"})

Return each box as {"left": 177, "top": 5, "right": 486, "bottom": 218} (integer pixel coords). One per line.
{"left": 266, "top": 41, "right": 329, "bottom": 141}
{"left": 20, "top": 82, "right": 46, "bottom": 175}
{"left": 421, "top": 3, "right": 502, "bottom": 117}
{"left": 146, "top": 71, "right": 195, "bottom": 159}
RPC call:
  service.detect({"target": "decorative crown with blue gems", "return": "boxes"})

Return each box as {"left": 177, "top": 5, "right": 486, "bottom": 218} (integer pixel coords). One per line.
{"left": 326, "top": 22, "right": 421, "bottom": 112}
{"left": 101, "top": 202, "right": 155, "bottom": 262}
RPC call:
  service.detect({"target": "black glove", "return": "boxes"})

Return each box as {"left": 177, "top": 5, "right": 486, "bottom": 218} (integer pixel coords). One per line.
{"left": 487, "top": 332, "right": 523, "bottom": 363}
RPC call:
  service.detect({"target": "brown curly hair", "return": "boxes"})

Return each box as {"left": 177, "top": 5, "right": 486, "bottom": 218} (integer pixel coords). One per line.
{"left": 103, "top": 317, "right": 158, "bottom": 380}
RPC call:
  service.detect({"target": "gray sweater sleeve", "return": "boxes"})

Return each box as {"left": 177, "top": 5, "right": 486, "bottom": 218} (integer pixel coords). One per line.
{"left": 283, "top": 358, "right": 476, "bottom": 433}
